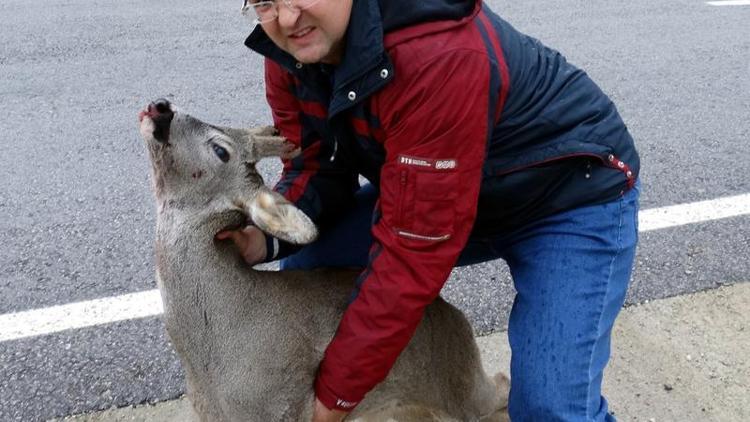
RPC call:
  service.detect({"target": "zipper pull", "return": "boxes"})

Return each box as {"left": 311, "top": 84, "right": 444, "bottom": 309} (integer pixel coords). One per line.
{"left": 330, "top": 138, "right": 338, "bottom": 162}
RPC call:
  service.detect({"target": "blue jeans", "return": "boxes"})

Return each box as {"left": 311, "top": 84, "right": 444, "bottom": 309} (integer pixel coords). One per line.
{"left": 282, "top": 183, "right": 640, "bottom": 421}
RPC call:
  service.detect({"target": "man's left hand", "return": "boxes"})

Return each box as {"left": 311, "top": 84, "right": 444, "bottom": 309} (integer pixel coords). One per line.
{"left": 312, "top": 398, "right": 349, "bottom": 422}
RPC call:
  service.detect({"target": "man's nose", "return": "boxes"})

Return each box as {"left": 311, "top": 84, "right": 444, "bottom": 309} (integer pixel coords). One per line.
{"left": 276, "top": 3, "right": 301, "bottom": 29}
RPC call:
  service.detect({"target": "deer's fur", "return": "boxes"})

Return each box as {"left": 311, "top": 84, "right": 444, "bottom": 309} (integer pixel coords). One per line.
{"left": 138, "top": 100, "right": 509, "bottom": 422}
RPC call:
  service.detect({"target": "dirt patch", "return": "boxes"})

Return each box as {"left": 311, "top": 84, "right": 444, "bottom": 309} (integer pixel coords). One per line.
{"left": 605, "top": 283, "right": 749, "bottom": 421}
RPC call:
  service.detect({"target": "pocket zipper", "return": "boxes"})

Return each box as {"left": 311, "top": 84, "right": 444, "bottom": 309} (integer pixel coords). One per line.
{"left": 396, "top": 170, "right": 407, "bottom": 226}
{"left": 396, "top": 230, "right": 451, "bottom": 242}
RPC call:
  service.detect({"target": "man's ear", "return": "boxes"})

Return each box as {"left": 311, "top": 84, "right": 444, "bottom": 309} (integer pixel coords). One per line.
{"left": 243, "top": 188, "right": 318, "bottom": 245}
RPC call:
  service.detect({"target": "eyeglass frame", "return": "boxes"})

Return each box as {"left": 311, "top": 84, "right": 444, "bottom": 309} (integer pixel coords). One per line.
{"left": 242, "top": 0, "right": 323, "bottom": 25}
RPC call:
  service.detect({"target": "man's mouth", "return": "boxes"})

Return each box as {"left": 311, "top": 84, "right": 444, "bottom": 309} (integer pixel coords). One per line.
{"left": 289, "top": 27, "right": 314, "bottom": 39}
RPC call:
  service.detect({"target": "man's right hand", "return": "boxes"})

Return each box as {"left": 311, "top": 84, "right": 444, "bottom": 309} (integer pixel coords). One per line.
{"left": 215, "top": 226, "right": 267, "bottom": 265}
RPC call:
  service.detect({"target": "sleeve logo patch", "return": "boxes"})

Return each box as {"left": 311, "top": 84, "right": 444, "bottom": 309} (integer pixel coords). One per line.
{"left": 398, "top": 155, "right": 457, "bottom": 170}
{"left": 435, "top": 159, "right": 457, "bottom": 169}
{"left": 336, "top": 399, "right": 358, "bottom": 409}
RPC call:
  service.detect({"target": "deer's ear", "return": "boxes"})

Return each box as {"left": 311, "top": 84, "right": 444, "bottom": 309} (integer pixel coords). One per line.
{"left": 216, "top": 125, "right": 300, "bottom": 161}
{"left": 244, "top": 189, "right": 317, "bottom": 245}
{"left": 246, "top": 126, "right": 300, "bottom": 161}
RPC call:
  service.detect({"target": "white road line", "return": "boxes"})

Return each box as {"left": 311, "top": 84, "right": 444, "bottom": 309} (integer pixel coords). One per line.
{"left": 706, "top": 0, "right": 750, "bottom": 5}
{"left": 0, "top": 290, "right": 163, "bottom": 342}
{"left": 1, "top": 192, "right": 750, "bottom": 343}
{"left": 638, "top": 193, "right": 750, "bottom": 231}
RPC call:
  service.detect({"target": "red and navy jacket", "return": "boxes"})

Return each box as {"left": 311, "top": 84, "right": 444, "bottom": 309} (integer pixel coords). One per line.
{"left": 245, "top": 0, "right": 639, "bottom": 411}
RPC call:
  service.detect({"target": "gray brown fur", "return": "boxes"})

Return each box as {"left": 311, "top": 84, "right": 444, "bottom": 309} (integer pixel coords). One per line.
{"left": 138, "top": 102, "right": 509, "bottom": 421}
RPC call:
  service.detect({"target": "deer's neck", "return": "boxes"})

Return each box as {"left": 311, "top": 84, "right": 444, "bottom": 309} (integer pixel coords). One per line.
{"left": 154, "top": 207, "right": 262, "bottom": 308}
{"left": 152, "top": 207, "right": 277, "bottom": 395}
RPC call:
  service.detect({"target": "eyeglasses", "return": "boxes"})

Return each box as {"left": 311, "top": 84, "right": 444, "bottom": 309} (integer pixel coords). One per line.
{"left": 241, "top": 0, "right": 323, "bottom": 24}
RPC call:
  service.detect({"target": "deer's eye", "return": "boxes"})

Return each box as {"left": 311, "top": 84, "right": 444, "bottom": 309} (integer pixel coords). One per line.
{"left": 212, "top": 144, "right": 230, "bottom": 162}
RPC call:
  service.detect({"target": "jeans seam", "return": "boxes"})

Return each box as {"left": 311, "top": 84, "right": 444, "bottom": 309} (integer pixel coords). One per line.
{"left": 585, "top": 197, "right": 625, "bottom": 420}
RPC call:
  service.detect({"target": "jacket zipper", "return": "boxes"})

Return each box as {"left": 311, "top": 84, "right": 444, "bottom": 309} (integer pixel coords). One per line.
{"left": 492, "top": 152, "right": 635, "bottom": 189}
{"left": 492, "top": 153, "right": 608, "bottom": 177}
{"left": 330, "top": 137, "right": 338, "bottom": 162}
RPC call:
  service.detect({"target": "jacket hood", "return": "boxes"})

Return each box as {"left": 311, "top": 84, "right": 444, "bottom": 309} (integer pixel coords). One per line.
{"left": 378, "top": 0, "right": 475, "bottom": 33}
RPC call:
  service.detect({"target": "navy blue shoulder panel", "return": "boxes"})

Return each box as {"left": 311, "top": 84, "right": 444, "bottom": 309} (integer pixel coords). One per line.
{"left": 479, "top": 7, "right": 638, "bottom": 177}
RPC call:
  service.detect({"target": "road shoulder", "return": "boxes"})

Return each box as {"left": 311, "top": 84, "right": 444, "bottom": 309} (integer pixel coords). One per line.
{"left": 58, "top": 282, "right": 750, "bottom": 421}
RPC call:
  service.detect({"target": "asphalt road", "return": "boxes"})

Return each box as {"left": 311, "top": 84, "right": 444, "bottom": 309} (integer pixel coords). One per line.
{"left": 0, "top": 0, "right": 748, "bottom": 420}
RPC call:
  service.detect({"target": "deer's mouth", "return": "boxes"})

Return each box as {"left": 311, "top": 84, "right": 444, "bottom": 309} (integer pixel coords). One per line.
{"left": 139, "top": 99, "right": 174, "bottom": 144}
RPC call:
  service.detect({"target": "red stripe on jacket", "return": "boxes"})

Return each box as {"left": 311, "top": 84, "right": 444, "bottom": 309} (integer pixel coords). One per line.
{"left": 299, "top": 99, "right": 327, "bottom": 120}
{"left": 477, "top": 9, "right": 510, "bottom": 123}
{"left": 281, "top": 140, "right": 322, "bottom": 203}
{"left": 351, "top": 117, "right": 386, "bottom": 143}
{"left": 265, "top": 60, "right": 323, "bottom": 204}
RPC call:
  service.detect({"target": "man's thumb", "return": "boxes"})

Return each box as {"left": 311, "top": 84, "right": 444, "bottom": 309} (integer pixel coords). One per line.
{"left": 214, "top": 231, "right": 235, "bottom": 241}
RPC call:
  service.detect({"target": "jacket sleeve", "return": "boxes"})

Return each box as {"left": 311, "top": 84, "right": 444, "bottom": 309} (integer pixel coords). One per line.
{"left": 263, "top": 59, "right": 359, "bottom": 261}
{"left": 314, "top": 50, "right": 494, "bottom": 410}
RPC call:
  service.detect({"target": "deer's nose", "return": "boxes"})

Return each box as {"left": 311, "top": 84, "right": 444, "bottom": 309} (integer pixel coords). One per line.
{"left": 149, "top": 98, "right": 174, "bottom": 143}
{"left": 151, "top": 98, "right": 172, "bottom": 115}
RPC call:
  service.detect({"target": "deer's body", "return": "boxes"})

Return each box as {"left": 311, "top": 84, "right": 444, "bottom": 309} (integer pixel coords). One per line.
{"left": 139, "top": 100, "right": 508, "bottom": 421}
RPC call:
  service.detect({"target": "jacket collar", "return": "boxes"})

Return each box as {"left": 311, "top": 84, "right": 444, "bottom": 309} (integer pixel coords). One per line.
{"left": 245, "top": 0, "right": 394, "bottom": 118}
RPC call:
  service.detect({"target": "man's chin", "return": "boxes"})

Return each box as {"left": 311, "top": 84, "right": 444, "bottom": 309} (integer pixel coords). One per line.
{"left": 290, "top": 44, "right": 338, "bottom": 65}
{"left": 292, "top": 50, "right": 324, "bottom": 65}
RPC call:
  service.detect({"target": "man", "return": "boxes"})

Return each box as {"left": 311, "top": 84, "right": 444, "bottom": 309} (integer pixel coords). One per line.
{"left": 218, "top": 0, "right": 640, "bottom": 420}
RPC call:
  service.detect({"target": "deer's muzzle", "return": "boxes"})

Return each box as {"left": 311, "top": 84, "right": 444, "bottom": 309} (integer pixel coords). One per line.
{"left": 140, "top": 98, "right": 174, "bottom": 143}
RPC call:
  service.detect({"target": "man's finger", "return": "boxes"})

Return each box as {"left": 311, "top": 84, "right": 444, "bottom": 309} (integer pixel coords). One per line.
{"left": 214, "top": 231, "right": 235, "bottom": 241}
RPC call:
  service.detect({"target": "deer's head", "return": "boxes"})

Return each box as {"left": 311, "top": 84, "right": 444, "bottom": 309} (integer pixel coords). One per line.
{"left": 138, "top": 99, "right": 316, "bottom": 244}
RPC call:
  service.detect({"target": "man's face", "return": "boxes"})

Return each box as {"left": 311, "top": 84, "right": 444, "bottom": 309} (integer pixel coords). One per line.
{"left": 261, "top": 0, "right": 353, "bottom": 65}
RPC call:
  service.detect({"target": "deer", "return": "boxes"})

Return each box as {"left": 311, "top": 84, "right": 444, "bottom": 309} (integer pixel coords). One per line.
{"left": 137, "top": 98, "right": 509, "bottom": 422}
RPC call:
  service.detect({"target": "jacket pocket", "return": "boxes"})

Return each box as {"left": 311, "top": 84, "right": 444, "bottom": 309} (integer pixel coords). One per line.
{"left": 392, "top": 161, "right": 459, "bottom": 245}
